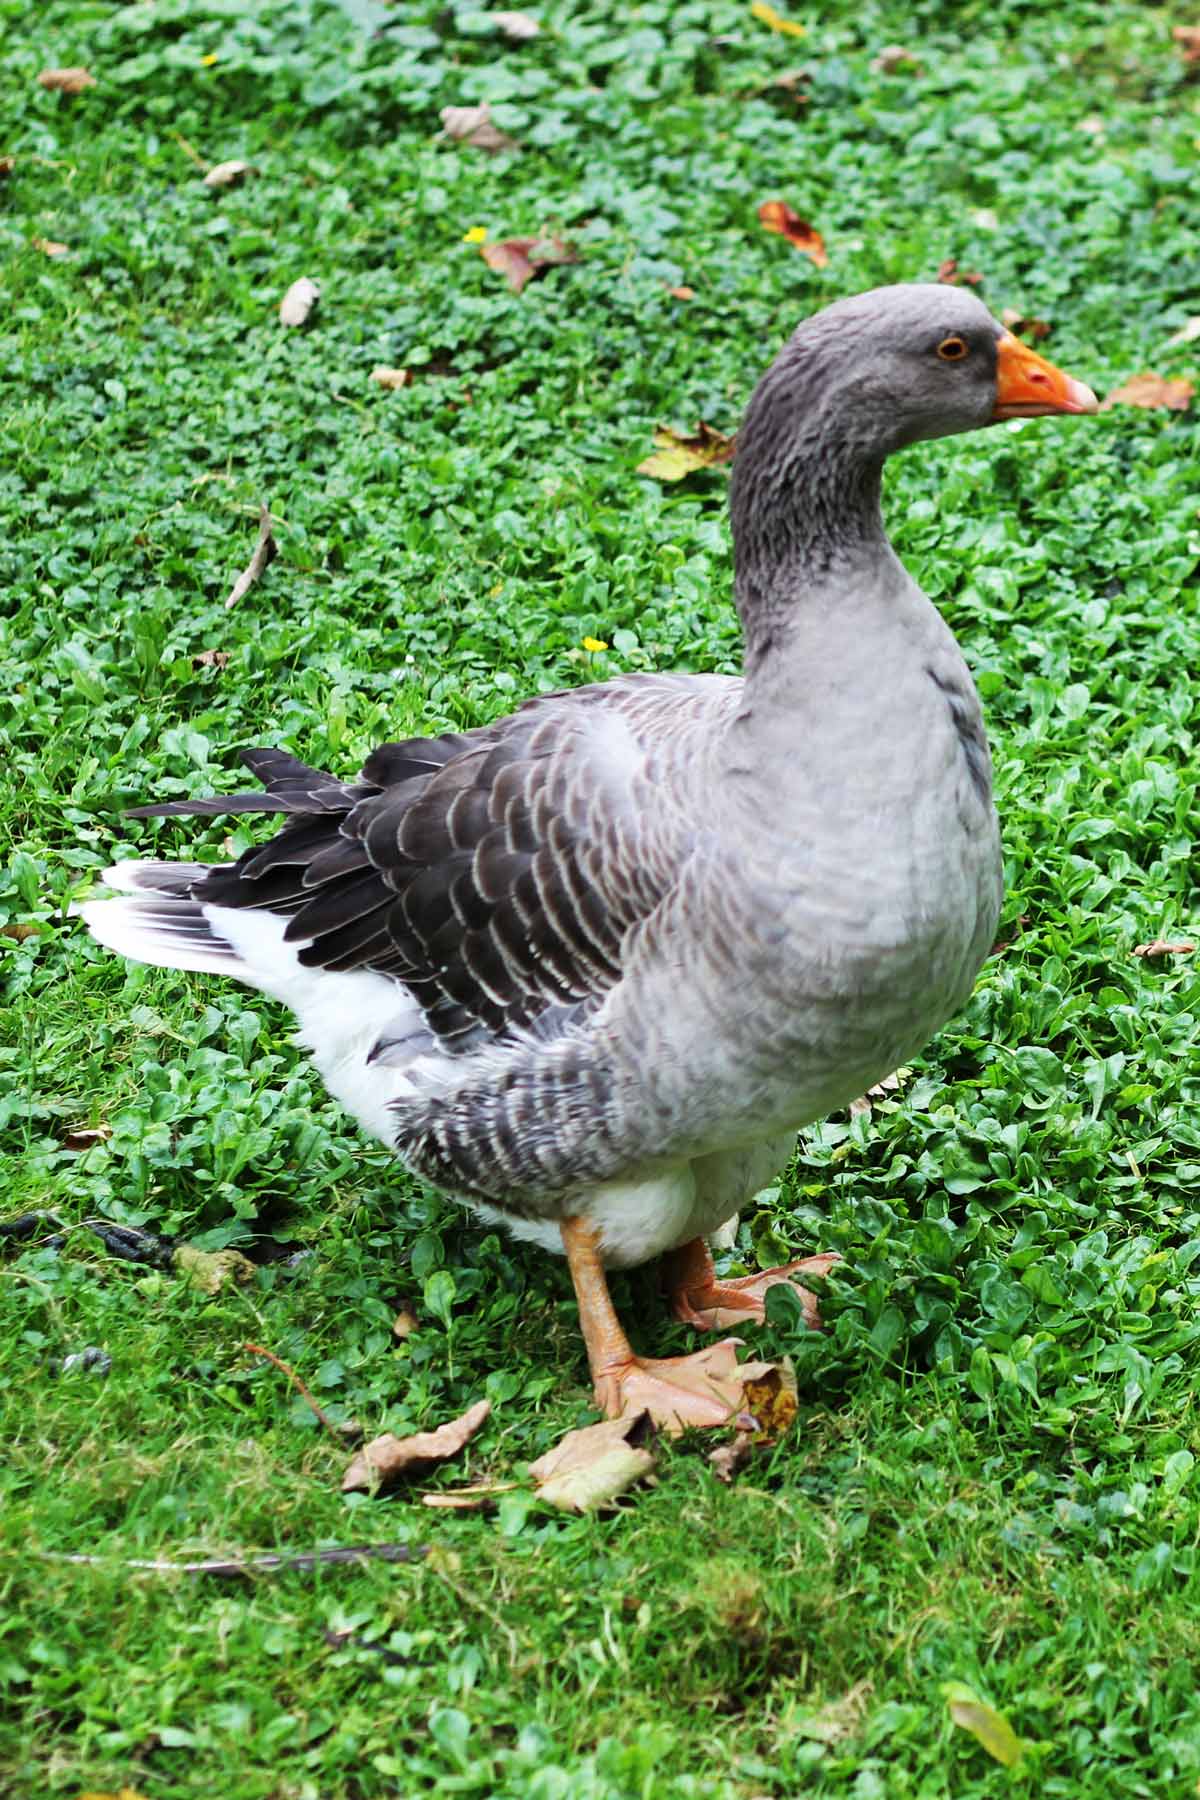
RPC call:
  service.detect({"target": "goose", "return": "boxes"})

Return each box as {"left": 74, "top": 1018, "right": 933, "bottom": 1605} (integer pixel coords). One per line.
{"left": 80, "top": 284, "right": 1097, "bottom": 1430}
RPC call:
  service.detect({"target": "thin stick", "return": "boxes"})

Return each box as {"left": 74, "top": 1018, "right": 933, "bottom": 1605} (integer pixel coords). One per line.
{"left": 242, "top": 1340, "right": 344, "bottom": 1443}
{"left": 224, "top": 502, "right": 276, "bottom": 610}
{"left": 32, "top": 1544, "right": 425, "bottom": 1578}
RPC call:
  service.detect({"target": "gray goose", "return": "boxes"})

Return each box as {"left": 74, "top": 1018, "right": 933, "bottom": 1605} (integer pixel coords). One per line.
{"left": 81, "top": 284, "right": 1097, "bottom": 1429}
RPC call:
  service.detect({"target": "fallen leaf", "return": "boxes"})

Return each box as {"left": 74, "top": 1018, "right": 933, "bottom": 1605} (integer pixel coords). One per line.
{"left": 1133, "top": 939, "right": 1195, "bottom": 958}
{"left": 529, "top": 1412, "right": 657, "bottom": 1511}
{"left": 1100, "top": 373, "right": 1194, "bottom": 412}
{"left": 0, "top": 156, "right": 14, "bottom": 179}
{"left": 750, "top": 1, "right": 806, "bottom": 38}
{"left": 1167, "top": 316, "right": 1200, "bottom": 348}
{"left": 421, "top": 1480, "right": 517, "bottom": 1510}
{"left": 203, "top": 159, "right": 256, "bottom": 189}
{"left": 739, "top": 1356, "right": 798, "bottom": 1438}
{"left": 667, "top": 284, "right": 695, "bottom": 300}
{"left": 77, "top": 1789, "right": 150, "bottom": 1800}
{"left": 870, "top": 44, "right": 920, "bottom": 74}
{"left": 480, "top": 234, "right": 578, "bottom": 295}
{"left": 32, "top": 237, "right": 69, "bottom": 258}
{"left": 637, "top": 422, "right": 736, "bottom": 481}
{"left": 848, "top": 1065, "right": 912, "bottom": 1118}
{"left": 757, "top": 199, "right": 828, "bottom": 265}
{"left": 62, "top": 1124, "right": 112, "bottom": 1151}
{"left": 488, "top": 10, "right": 540, "bottom": 39}
{"left": 279, "top": 276, "right": 320, "bottom": 328}
{"left": 38, "top": 66, "right": 96, "bottom": 93}
{"left": 224, "top": 503, "right": 276, "bottom": 610}
{"left": 439, "top": 102, "right": 518, "bottom": 153}
{"left": 941, "top": 1681, "right": 1025, "bottom": 1768}
{"left": 2, "top": 921, "right": 38, "bottom": 942}
{"left": 370, "top": 365, "right": 412, "bottom": 390}
{"left": 1173, "top": 25, "right": 1200, "bottom": 63}
{"left": 342, "top": 1398, "right": 491, "bottom": 1493}
{"left": 937, "top": 258, "right": 983, "bottom": 286}
{"left": 392, "top": 1307, "right": 418, "bottom": 1338}
{"left": 174, "top": 1244, "right": 256, "bottom": 1294}
{"left": 709, "top": 1429, "right": 756, "bottom": 1483}
{"left": 192, "top": 648, "right": 230, "bottom": 669}
{"left": 1000, "top": 307, "right": 1050, "bottom": 341}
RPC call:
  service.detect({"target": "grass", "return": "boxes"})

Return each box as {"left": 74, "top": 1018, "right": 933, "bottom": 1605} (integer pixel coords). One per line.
{"left": 3, "top": 0, "right": 1200, "bottom": 1793}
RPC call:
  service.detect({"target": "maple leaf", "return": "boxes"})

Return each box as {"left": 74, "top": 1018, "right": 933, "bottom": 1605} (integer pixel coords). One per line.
{"left": 480, "top": 234, "right": 578, "bottom": 295}
{"left": 342, "top": 1399, "right": 491, "bottom": 1493}
{"left": 1100, "top": 373, "right": 1194, "bottom": 412}
{"left": 757, "top": 199, "right": 828, "bottom": 265}
{"left": 637, "top": 423, "right": 736, "bottom": 481}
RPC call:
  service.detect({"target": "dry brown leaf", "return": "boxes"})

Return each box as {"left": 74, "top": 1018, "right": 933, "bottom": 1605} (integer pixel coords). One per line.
{"left": 192, "top": 648, "right": 230, "bottom": 669}
{"left": 942, "top": 1682, "right": 1025, "bottom": 1768}
{"left": 1000, "top": 307, "right": 1050, "bottom": 341}
{"left": 708, "top": 1429, "right": 756, "bottom": 1483}
{"left": 1174, "top": 25, "right": 1200, "bottom": 63}
{"left": 480, "top": 234, "right": 578, "bottom": 295}
{"left": 0, "top": 156, "right": 15, "bottom": 179}
{"left": 174, "top": 1244, "right": 256, "bottom": 1294}
{"left": 224, "top": 503, "right": 276, "bottom": 610}
{"left": 38, "top": 66, "right": 96, "bottom": 94}
{"left": 529, "top": 1411, "right": 657, "bottom": 1511}
{"left": 488, "top": 10, "right": 540, "bottom": 39}
{"left": 342, "top": 1398, "right": 491, "bottom": 1493}
{"left": 1133, "top": 938, "right": 1195, "bottom": 958}
{"left": 370, "top": 365, "right": 412, "bottom": 390}
{"left": 740, "top": 1357, "right": 798, "bottom": 1438}
{"left": 32, "top": 237, "right": 69, "bottom": 258}
{"left": 62, "top": 1124, "right": 111, "bottom": 1151}
{"left": 870, "top": 44, "right": 920, "bottom": 74}
{"left": 279, "top": 276, "right": 320, "bottom": 328}
{"left": 392, "top": 1307, "right": 419, "bottom": 1338}
{"left": 1166, "top": 316, "right": 1200, "bottom": 348}
{"left": 203, "top": 159, "right": 256, "bottom": 190}
{"left": 937, "top": 258, "right": 983, "bottom": 286}
{"left": 757, "top": 199, "right": 828, "bottom": 266}
{"left": 848, "top": 1065, "right": 911, "bottom": 1119}
{"left": 637, "top": 422, "right": 735, "bottom": 481}
{"left": 1, "top": 921, "right": 37, "bottom": 943}
{"left": 750, "top": 0, "right": 806, "bottom": 38}
{"left": 667, "top": 284, "right": 695, "bottom": 300}
{"left": 1100, "top": 373, "right": 1194, "bottom": 412}
{"left": 440, "top": 102, "right": 518, "bottom": 153}
{"left": 420, "top": 1480, "right": 517, "bottom": 1511}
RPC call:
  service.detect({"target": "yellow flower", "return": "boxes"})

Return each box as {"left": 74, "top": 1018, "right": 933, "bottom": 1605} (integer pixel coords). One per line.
{"left": 582, "top": 636, "right": 608, "bottom": 653}
{"left": 462, "top": 225, "right": 488, "bottom": 244}
{"left": 201, "top": 52, "right": 219, "bottom": 66}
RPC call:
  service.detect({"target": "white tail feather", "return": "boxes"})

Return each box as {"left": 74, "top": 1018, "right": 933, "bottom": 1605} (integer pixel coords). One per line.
{"left": 77, "top": 896, "right": 245, "bottom": 978}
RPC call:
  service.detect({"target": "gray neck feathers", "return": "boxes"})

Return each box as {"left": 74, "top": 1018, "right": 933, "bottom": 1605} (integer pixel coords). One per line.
{"left": 730, "top": 332, "right": 891, "bottom": 676}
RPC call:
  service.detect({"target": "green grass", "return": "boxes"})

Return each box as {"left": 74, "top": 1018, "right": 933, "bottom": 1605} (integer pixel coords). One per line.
{"left": 4, "top": 0, "right": 1200, "bottom": 1794}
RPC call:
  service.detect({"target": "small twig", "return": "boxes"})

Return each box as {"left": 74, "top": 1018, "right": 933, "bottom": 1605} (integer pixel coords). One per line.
{"left": 242, "top": 1340, "right": 344, "bottom": 1444}
{"left": 172, "top": 131, "right": 209, "bottom": 171}
{"left": 32, "top": 1544, "right": 425, "bottom": 1578}
{"left": 224, "top": 502, "right": 276, "bottom": 610}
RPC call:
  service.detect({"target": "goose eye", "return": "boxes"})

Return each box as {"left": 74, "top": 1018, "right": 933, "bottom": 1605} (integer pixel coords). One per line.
{"left": 936, "top": 335, "right": 969, "bottom": 362}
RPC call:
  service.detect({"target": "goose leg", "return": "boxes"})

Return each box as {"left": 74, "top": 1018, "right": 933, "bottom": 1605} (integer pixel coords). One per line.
{"left": 664, "top": 1235, "right": 839, "bottom": 1333}
{"left": 561, "top": 1216, "right": 751, "bottom": 1433}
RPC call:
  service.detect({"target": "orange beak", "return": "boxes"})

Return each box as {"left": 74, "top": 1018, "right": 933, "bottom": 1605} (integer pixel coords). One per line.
{"left": 992, "top": 331, "right": 1098, "bottom": 420}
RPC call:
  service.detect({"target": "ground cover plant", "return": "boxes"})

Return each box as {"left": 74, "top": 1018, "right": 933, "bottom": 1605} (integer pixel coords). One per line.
{"left": 3, "top": 0, "right": 1200, "bottom": 1793}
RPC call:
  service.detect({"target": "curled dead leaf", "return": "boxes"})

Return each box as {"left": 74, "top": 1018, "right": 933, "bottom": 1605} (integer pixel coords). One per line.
{"left": 637, "top": 422, "right": 735, "bottom": 482}
{"left": 62, "top": 1124, "right": 112, "bottom": 1152}
{"left": 529, "top": 1411, "right": 657, "bottom": 1512}
{"left": 38, "top": 66, "right": 96, "bottom": 94}
{"left": 480, "top": 234, "right": 578, "bottom": 295}
{"left": 937, "top": 258, "right": 983, "bottom": 286}
{"left": 1000, "top": 308, "right": 1050, "bottom": 341}
{"left": 279, "top": 277, "right": 320, "bottom": 328}
{"left": 1133, "top": 939, "right": 1195, "bottom": 958}
{"left": 174, "top": 1244, "right": 256, "bottom": 1294}
{"left": 1167, "top": 316, "right": 1200, "bottom": 348}
{"left": 1, "top": 921, "right": 38, "bottom": 943}
{"left": 0, "top": 156, "right": 14, "bottom": 179}
{"left": 1173, "top": 25, "right": 1200, "bottom": 64}
{"left": 421, "top": 1480, "right": 517, "bottom": 1511}
{"left": 667, "top": 284, "right": 695, "bottom": 301}
{"left": 224, "top": 503, "right": 276, "bottom": 610}
{"left": 870, "top": 44, "right": 921, "bottom": 74}
{"left": 708, "top": 1429, "right": 756, "bottom": 1484}
{"left": 848, "top": 1065, "right": 911, "bottom": 1118}
{"left": 1100, "top": 373, "right": 1194, "bottom": 412}
{"left": 371, "top": 365, "right": 412, "bottom": 390}
{"left": 488, "top": 10, "right": 540, "bottom": 39}
{"left": 32, "top": 237, "right": 69, "bottom": 258}
{"left": 750, "top": 1, "right": 806, "bottom": 37}
{"left": 392, "top": 1307, "right": 418, "bottom": 1338}
{"left": 203, "top": 159, "right": 256, "bottom": 190}
{"left": 941, "top": 1681, "right": 1025, "bottom": 1768}
{"left": 192, "top": 648, "right": 231, "bottom": 669}
{"left": 739, "top": 1356, "right": 798, "bottom": 1439}
{"left": 342, "top": 1398, "right": 491, "bottom": 1493}
{"left": 757, "top": 199, "right": 828, "bottom": 266}
{"left": 440, "top": 102, "right": 518, "bottom": 153}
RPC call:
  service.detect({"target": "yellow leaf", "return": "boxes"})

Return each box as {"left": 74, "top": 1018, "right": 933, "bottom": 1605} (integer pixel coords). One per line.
{"left": 750, "top": 1, "right": 806, "bottom": 38}
{"left": 637, "top": 424, "right": 736, "bottom": 482}
{"left": 941, "top": 1682, "right": 1025, "bottom": 1768}
{"left": 77, "top": 1789, "right": 151, "bottom": 1800}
